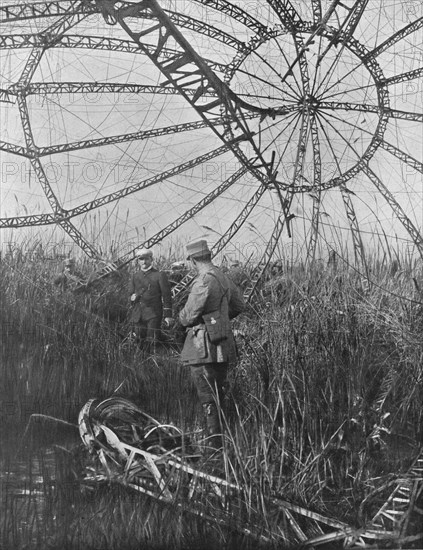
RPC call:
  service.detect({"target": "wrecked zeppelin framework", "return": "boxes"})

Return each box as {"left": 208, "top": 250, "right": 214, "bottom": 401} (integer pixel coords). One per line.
{"left": 78, "top": 397, "right": 423, "bottom": 547}
{"left": 0, "top": 0, "right": 422, "bottom": 297}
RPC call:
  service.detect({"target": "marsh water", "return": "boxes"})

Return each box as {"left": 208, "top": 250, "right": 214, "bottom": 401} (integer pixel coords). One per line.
{"left": 0, "top": 423, "right": 83, "bottom": 549}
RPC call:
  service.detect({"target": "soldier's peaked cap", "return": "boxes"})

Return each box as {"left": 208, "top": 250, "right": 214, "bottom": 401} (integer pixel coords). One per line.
{"left": 136, "top": 247, "right": 153, "bottom": 258}
{"left": 186, "top": 239, "right": 211, "bottom": 260}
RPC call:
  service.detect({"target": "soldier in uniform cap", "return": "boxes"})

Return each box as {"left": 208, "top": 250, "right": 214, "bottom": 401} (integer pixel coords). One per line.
{"left": 179, "top": 239, "right": 245, "bottom": 450}
{"left": 129, "top": 248, "right": 173, "bottom": 350}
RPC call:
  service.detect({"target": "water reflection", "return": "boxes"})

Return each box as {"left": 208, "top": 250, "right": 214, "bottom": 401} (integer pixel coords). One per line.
{"left": 0, "top": 426, "right": 80, "bottom": 549}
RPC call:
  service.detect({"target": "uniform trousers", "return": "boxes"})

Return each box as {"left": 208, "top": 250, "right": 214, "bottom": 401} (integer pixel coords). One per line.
{"left": 133, "top": 316, "right": 162, "bottom": 349}
{"left": 190, "top": 362, "right": 228, "bottom": 443}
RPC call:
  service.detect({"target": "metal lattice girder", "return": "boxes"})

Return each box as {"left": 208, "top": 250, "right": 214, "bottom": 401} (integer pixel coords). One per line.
{"left": 1, "top": 34, "right": 228, "bottom": 75}
{"left": 387, "top": 111, "right": 423, "bottom": 123}
{"left": 80, "top": 397, "right": 390, "bottom": 547}
{"left": 307, "top": 191, "right": 322, "bottom": 265}
{"left": 0, "top": 1, "right": 248, "bottom": 53}
{"left": 80, "top": 420, "right": 275, "bottom": 542}
{"left": 158, "top": 9, "right": 246, "bottom": 51}
{"left": 25, "top": 160, "right": 102, "bottom": 257}
{"left": 319, "top": 0, "right": 340, "bottom": 26}
{"left": 25, "top": 152, "right": 102, "bottom": 258}
{"left": 319, "top": 101, "right": 423, "bottom": 123}
{"left": 192, "top": 0, "right": 268, "bottom": 36}
{"left": 340, "top": 186, "right": 367, "bottom": 272}
{"left": 15, "top": 100, "right": 101, "bottom": 264}
{"left": 133, "top": 166, "right": 249, "bottom": 257}
{"left": 63, "top": 147, "right": 248, "bottom": 288}
{"left": 365, "top": 17, "right": 423, "bottom": 60}
{"left": 170, "top": 183, "right": 267, "bottom": 299}
{"left": 102, "top": 0, "right": 281, "bottom": 196}
{"left": 171, "top": 184, "right": 268, "bottom": 299}
{"left": 0, "top": 88, "right": 14, "bottom": 103}
{"left": 35, "top": 113, "right": 258, "bottom": 157}
{"left": 8, "top": 4, "right": 105, "bottom": 258}
{"left": 116, "top": 4, "right": 249, "bottom": 51}
{"left": 2, "top": 0, "right": 422, "bottom": 271}
{"left": 170, "top": 270, "right": 197, "bottom": 298}
{"left": 342, "top": 0, "right": 369, "bottom": 40}
{"left": 310, "top": 0, "right": 322, "bottom": 24}
{"left": 16, "top": 48, "right": 44, "bottom": 88}
{"left": 0, "top": 142, "right": 237, "bottom": 230}
{"left": 362, "top": 165, "right": 423, "bottom": 261}
{"left": 315, "top": 0, "right": 369, "bottom": 71}
{"left": 314, "top": 108, "right": 369, "bottom": 272}
{"left": 0, "top": 0, "right": 94, "bottom": 22}
{"left": 59, "top": 219, "right": 103, "bottom": 259}
{"left": 378, "top": 140, "right": 423, "bottom": 174}
{"left": 311, "top": 31, "right": 390, "bottom": 190}
{"left": 0, "top": 213, "right": 57, "bottom": 229}
{"left": 259, "top": 5, "right": 316, "bottom": 94}
{"left": 306, "top": 116, "right": 322, "bottom": 264}
{"left": 0, "top": 140, "right": 30, "bottom": 158}
{"left": 291, "top": 31, "right": 311, "bottom": 181}
{"left": 65, "top": 142, "right": 234, "bottom": 220}
{"left": 383, "top": 67, "right": 423, "bottom": 87}
{"left": 4, "top": 11, "right": 400, "bottom": 192}
{"left": 22, "top": 81, "right": 216, "bottom": 97}
{"left": 266, "top": 0, "right": 303, "bottom": 28}
{"left": 243, "top": 214, "right": 290, "bottom": 301}
{"left": 220, "top": 16, "right": 392, "bottom": 192}
{"left": 16, "top": 96, "right": 59, "bottom": 208}
{"left": 212, "top": 184, "right": 267, "bottom": 255}
{"left": 296, "top": 25, "right": 390, "bottom": 192}
{"left": 41, "top": 9, "right": 92, "bottom": 41}
{"left": 371, "top": 449, "right": 423, "bottom": 536}
{"left": 80, "top": 165, "right": 249, "bottom": 288}
{"left": 129, "top": 6, "right": 247, "bottom": 51}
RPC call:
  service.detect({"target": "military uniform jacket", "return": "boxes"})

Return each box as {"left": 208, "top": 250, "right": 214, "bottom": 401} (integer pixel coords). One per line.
{"left": 129, "top": 268, "right": 172, "bottom": 322}
{"left": 179, "top": 264, "right": 245, "bottom": 365}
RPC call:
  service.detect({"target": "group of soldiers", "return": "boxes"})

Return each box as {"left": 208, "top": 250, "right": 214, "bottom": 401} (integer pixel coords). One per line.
{"left": 55, "top": 239, "right": 246, "bottom": 451}
{"left": 128, "top": 239, "right": 245, "bottom": 449}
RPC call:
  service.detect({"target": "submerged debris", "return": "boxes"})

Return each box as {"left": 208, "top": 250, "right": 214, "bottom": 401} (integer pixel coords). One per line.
{"left": 78, "top": 397, "right": 423, "bottom": 548}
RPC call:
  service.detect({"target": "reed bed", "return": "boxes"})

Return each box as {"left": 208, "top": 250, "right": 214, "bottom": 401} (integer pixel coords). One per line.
{"left": 0, "top": 244, "right": 422, "bottom": 549}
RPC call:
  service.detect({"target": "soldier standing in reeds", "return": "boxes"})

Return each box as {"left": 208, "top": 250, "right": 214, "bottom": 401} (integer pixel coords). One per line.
{"left": 129, "top": 248, "right": 173, "bottom": 351}
{"left": 53, "top": 258, "right": 83, "bottom": 291}
{"left": 179, "top": 239, "right": 245, "bottom": 450}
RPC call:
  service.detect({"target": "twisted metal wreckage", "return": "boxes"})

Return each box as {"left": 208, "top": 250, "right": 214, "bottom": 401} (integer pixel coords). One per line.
{"left": 78, "top": 397, "right": 423, "bottom": 548}
{"left": 2, "top": 0, "right": 422, "bottom": 544}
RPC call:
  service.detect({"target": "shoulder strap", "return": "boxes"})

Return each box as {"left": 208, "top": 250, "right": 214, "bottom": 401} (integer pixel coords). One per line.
{"left": 205, "top": 271, "right": 228, "bottom": 306}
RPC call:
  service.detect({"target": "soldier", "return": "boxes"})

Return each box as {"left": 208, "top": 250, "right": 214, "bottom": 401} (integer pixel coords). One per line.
{"left": 168, "top": 261, "right": 188, "bottom": 288}
{"left": 129, "top": 248, "right": 173, "bottom": 351}
{"left": 53, "top": 258, "right": 83, "bottom": 291}
{"left": 227, "top": 259, "right": 249, "bottom": 289}
{"left": 179, "top": 239, "right": 245, "bottom": 450}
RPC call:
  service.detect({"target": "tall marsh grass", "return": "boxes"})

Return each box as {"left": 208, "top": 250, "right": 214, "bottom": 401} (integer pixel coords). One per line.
{"left": 1, "top": 244, "right": 422, "bottom": 548}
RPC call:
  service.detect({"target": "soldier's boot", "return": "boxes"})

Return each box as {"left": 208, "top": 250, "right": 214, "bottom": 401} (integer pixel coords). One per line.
{"left": 202, "top": 402, "right": 223, "bottom": 453}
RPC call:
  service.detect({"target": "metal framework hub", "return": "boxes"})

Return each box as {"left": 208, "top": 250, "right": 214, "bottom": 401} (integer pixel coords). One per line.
{"left": 224, "top": 21, "right": 389, "bottom": 193}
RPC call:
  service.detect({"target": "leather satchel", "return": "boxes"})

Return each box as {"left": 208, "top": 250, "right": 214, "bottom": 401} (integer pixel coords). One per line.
{"left": 203, "top": 310, "right": 229, "bottom": 344}
{"left": 180, "top": 326, "right": 208, "bottom": 363}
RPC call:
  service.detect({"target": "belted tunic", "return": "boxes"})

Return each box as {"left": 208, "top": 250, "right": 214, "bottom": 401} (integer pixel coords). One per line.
{"left": 179, "top": 264, "right": 245, "bottom": 365}
{"left": 129, "top": 267, "right": 172, "bottom": 323}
